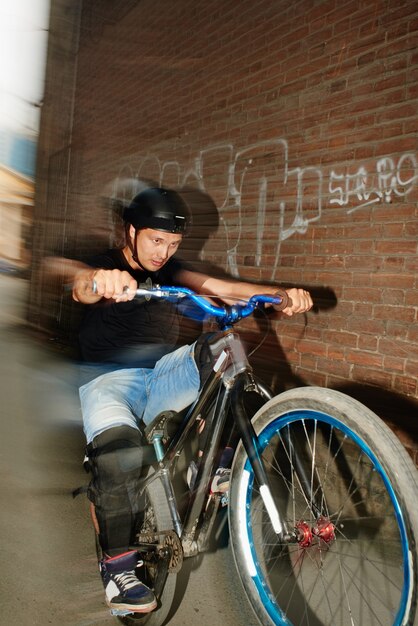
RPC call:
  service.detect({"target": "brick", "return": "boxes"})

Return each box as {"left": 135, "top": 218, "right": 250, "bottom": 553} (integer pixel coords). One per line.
{"left": 382, "top": 289, "right": 406, "bottom": 305}
{"left": 377, "top": 136, "right": 418, "bottom": 155}
{"left": 327, "top": 344, "right": 346, "bottom": 360}
{"left": 343, "top": 286, "right": 382, "bottom": 303}
{"left": 405, "top": 360, "right": 418, "bottom": 378}
{"left": 303, "top": 370, "right": 328, "bottom": 386}
{"left": 374, "top": 304, "right": 415, "bottom": 323}
{"left": 353, "top": 367, "right": 394, "bottom": 391}
{"left": 371, "top": 273, "right": 415, "bottom": 289}
{"left": 393, "top": 375, "right": 418, "bottom": 397}
{"left": 374, "top": 240, "right": 417, "bottom": 255}
{"left": 358, "top": 334, "right": 378, "bottom": 351}
{"left": 406, "top": 290, "right": 418, "bottom": 306}
{"left": 316, "top": 356, "right": 351, "bottom": 378}
{"left": 384, "top": 355, "right": 406, "bottom": 373}
{"left": 379, "top": 336, "right": 418, "bottom": 359}
{"left": 323, "top": 329, "right": 358, "bottom": 347}
{"left": 379, "top": 103, "right": 418, "bottom": 123}
{"left": 346, "top": 350, "right": 383, "bottom": 368}
{"left": 346, "top": 318, "right": 386, "bottom": 335}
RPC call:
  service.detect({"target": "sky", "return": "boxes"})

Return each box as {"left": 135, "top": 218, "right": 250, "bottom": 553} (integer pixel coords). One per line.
{"left": 0, "top": 0, "right": 50, "bottom": 134}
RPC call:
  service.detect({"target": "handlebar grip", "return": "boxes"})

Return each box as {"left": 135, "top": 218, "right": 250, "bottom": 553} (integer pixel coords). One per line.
{"left": 92, "top": 276, "right": 153, "bottom": 298}
{"left": 273, "top": 288, "right": 292, "bottom": 311}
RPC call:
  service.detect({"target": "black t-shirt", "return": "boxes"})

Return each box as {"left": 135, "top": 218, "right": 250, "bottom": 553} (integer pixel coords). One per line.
{"left": 78, "top": 249, "right": 185, "bottom": 368}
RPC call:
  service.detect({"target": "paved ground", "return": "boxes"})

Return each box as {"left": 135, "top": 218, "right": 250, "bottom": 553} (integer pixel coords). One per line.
{"left": 0, "top": 273, "right": 258, "bottom": 626}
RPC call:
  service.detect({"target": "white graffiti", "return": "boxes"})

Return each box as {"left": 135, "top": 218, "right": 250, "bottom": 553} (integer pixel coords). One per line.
{"left": 109, "top": 141, "right": 417, "bottom": 280}
{"left": 329, "top": 153, "right": 417, "bottom": 213}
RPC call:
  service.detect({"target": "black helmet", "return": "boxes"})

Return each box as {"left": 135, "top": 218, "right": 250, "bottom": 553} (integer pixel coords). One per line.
{"left": 123, "top": 187, "right": 190, "bottom": 234}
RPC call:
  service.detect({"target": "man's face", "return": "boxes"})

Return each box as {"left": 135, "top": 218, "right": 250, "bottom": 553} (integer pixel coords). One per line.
{"left": 131, "top": 226, "right": 182, "bottom": 271}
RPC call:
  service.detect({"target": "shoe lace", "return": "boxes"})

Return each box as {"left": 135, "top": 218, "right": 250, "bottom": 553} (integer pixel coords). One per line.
{"left": 114, "top": 570, "right": 140, "bottom": 591}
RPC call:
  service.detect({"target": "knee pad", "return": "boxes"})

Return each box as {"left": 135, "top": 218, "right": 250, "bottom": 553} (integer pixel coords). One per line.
{"left": 86, "top": 425, "right": 144, "bottom": 503}
{"left": 86, "top": 425, "right": 145, "bottom": 555}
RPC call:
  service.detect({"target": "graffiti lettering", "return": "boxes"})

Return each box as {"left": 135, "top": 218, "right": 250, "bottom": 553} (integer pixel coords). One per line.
{"left": 109, "top": 142, "right": 417, "bottom": 279}
{"left": 329, "top": 153, "right": 417, "bottom": 213}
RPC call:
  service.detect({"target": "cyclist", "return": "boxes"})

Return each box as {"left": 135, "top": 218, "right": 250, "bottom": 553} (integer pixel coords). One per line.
{"left": 69, "top": 186, "right": 313, "bottom": 615}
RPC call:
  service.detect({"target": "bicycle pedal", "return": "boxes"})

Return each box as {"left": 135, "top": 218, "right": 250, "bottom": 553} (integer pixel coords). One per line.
{"left": 110, "top": 609, "right": 134, "bottom": 617}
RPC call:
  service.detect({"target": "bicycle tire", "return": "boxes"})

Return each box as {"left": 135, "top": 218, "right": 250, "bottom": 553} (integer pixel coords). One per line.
{"left": 120, "top": 470, "right": 178, "bottom": 626}
{"left": 228, "top": 386, "right": 418, "bottom": 626}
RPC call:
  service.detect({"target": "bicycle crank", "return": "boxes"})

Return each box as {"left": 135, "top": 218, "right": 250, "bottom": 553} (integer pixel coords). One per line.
{"left": 135, "top": 529, "right": 184, "bottom": 572}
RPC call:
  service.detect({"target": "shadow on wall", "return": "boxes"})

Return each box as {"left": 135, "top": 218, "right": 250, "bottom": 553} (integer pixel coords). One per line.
{"left": 177, "top": 185, "right": 220, "bottom": 271}
{"left": 247, "top": 285, "right": 338, "bottom": 392}
{"left": 334, "top": 383, "right": 418, "bottom": 464}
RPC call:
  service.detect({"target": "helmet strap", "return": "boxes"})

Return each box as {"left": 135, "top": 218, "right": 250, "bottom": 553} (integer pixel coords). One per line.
{"left": 125, "top": 224, "right": 146, "bottom": 271}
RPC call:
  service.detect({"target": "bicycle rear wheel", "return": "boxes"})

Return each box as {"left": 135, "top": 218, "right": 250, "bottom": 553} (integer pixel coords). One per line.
{"left": 229, "top": 387, "right": 418, "bottom": 626}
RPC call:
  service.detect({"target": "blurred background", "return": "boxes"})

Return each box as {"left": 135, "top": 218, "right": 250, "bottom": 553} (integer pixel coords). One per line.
{"left": 0, "top": 0, "right": 49, "bottom": 270}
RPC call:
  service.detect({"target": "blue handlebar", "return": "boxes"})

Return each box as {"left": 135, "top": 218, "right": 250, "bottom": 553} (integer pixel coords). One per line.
{"left": 134, "top": 285, "right": 282, "bottom": 328}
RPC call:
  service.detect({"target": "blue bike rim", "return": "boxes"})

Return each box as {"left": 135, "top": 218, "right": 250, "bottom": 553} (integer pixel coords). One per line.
{"left": 240, "top": 409, "right": 413, "bottom": 626}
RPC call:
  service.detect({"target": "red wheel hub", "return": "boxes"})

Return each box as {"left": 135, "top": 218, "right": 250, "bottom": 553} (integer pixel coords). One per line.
{"left": 295, "top": 520, "right": 312, "bottom": 547}
{"left": 312, "top": 515, "right": 335, "bottom": 543}
{"left": 295, "top": 516, "right": 335, "bottom": 547}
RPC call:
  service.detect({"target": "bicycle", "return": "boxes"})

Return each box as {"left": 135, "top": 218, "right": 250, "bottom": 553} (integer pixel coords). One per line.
{"left": 98, "top": 283, "right": 418, "bottom": 626}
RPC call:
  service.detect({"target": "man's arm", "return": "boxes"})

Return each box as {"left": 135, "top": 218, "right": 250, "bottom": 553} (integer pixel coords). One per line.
{"left": 175, "top": 268, "right": 313, "bottom": 316}
{"left": 42, "top": 257, "right": 100, "bottom": 304}
{"left": 42, "top": 257, "right": 137, "bottom": 305}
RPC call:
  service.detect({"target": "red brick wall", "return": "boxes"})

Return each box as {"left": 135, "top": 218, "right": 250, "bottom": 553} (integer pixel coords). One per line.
{"left": 35, "top": 0, "right": 418, "bottom": 453}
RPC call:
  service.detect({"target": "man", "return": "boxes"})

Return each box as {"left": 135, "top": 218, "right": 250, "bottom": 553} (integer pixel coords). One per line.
{"left": 70, "top": 187, "right": 312, "bottom": 614}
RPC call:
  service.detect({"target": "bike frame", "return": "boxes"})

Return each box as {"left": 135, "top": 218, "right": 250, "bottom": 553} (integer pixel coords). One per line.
{"left": 139, "top": 325, "right": 294, "bottom": 558}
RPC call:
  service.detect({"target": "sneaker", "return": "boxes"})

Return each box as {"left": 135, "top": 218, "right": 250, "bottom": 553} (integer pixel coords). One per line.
{"left": 100, "top": 550, "right": 157, "bottom": 613}
{"left": 210, "top": 467, "right": 230, "bottom": 494}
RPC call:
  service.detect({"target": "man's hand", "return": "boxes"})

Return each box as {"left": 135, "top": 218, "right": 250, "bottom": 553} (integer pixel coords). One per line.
{"left": 92, "top": 269, "right": 137, "bottom": 302}
{"left": 277, "top": 288, "right": 313, "bottom": 317}
{"left": 73, "top": 268, "right": 137, "bottom": 304}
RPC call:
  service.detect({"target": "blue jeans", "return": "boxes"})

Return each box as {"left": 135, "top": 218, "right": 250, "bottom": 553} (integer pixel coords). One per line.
{"left": 79, "top": 343, "right": 200, "bottom": 443}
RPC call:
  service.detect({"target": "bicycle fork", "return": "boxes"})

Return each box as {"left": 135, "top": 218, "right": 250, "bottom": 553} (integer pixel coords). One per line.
{"left": 210, "top": 330, "right": 293, "bottom": 541}
{"left": 231, "top": 373, "right": 294, "bottom": 541}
